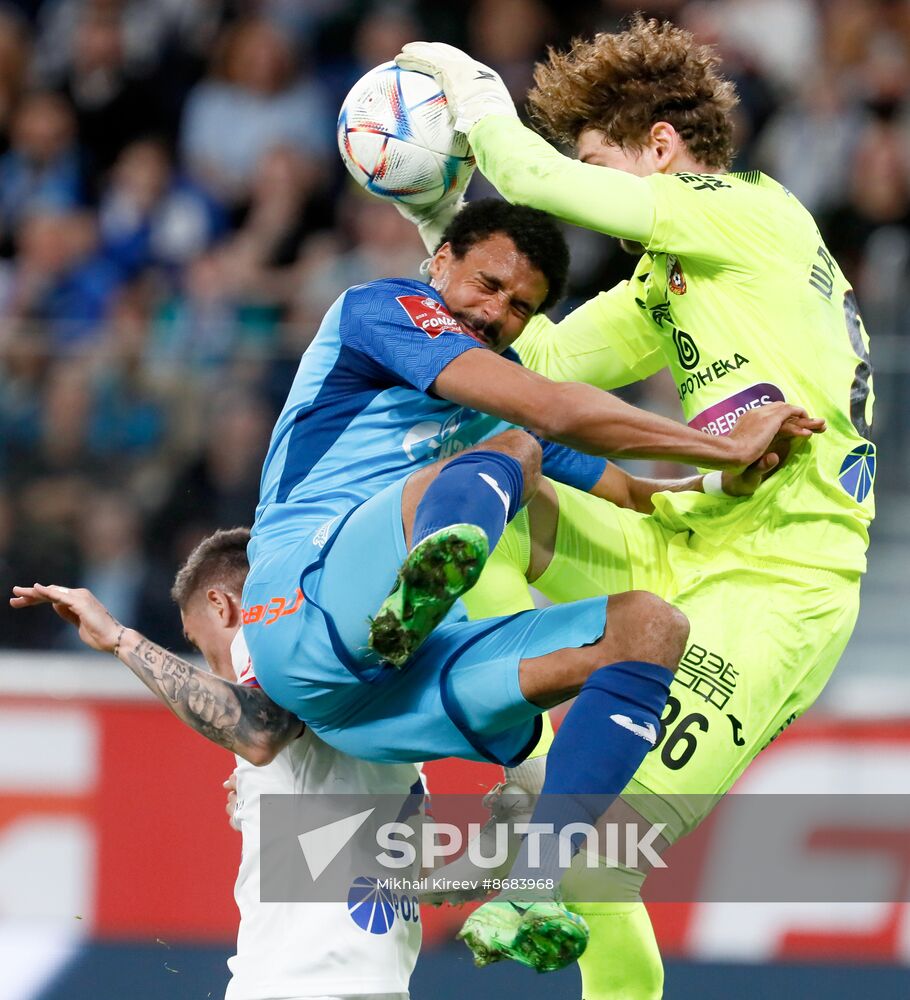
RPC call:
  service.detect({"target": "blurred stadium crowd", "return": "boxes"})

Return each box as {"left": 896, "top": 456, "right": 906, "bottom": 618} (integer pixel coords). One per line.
{"left": 0, "top": 0, "right": 906, "bottom": 651}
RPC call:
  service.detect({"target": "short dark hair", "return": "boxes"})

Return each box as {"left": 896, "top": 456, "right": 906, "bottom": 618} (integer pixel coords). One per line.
{"left": 171, "top": 527, "right": 251, "bottom": 610}
{"left": 439, "top": 198, "right": 570, "bottom": 313}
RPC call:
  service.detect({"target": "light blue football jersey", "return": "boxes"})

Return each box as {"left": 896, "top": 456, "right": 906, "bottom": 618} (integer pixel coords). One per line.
{"left": 252, "top": 277, "right": 509, "bottom": 544}
{"left": 252, "top": 276, "right": 607, "bottom": 554}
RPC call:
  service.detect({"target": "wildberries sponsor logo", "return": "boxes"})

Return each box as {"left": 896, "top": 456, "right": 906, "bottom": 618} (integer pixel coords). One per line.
{"left": 689, "top": 383, "right": 786, "bottom": 436}
{"left": 397, "top": 294, "right": 465, "bottom": 338}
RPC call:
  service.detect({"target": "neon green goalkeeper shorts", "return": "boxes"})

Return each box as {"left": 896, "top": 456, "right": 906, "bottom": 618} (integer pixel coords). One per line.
{"left": 464, "top": 481, "right": 861, "bottom": 843}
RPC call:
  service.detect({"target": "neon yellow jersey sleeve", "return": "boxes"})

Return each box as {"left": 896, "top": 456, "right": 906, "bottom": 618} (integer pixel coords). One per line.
{"left": 471, "top": 114, "right": 874, "bottom": 575}
{"left": 517, "top": 263, "right": 665, "bottom": 390}
{"left": 469, "top": 116, "right": 656, "bottom": 242}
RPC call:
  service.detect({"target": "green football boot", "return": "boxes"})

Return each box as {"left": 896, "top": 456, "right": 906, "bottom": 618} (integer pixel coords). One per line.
{"left": 369, "top": 524, "right": 489, "bottom": 667}
{"left": 458, "top": 897, "right": 590, "bottom": 973}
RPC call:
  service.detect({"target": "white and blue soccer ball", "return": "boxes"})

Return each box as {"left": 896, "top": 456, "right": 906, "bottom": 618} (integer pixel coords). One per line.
{"left": 337, "top": 62, "right": 474, "bottom": 207}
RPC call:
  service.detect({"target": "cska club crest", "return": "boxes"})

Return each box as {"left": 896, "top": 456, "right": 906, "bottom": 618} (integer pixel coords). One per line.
{"left": 667, "top": 255, "right": 687, "bottom": 295}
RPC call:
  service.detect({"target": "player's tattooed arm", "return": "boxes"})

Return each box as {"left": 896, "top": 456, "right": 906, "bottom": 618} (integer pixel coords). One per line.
{"left": 9, "top": 584, "right": 302, "bottom": 765}
{"left": 121, "top": 632, "right": 302, "bottom": 764}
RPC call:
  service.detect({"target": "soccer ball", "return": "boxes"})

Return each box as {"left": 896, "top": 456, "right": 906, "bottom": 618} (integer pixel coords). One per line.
{"left": 337, "top": 62, "right": 474, "bottom": 207}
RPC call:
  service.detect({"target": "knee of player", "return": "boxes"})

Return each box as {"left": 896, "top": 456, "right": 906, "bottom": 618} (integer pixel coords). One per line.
{"left": 490, "top": 428, "right": 542, "bottom": 492}
{"left": 612, "top": 590, "right": 689, "bottom": 671}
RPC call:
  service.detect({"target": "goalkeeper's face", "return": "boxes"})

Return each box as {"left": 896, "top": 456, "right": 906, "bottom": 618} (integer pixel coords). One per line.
{"left": 577, "top": 123, "right": 697, "bottom": 178}
{"left": 428, "top": 233, "right": 548, "bottom": 353}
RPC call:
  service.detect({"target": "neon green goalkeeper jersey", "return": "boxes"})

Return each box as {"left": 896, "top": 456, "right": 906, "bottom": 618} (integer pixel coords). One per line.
{"left": 470, "top": 115, "right": 875, "bottom": 575}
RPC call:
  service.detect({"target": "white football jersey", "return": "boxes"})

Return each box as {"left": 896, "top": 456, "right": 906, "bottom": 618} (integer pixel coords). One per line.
{"left": 225, "top": 631, "right": 423, "bottom": 1000}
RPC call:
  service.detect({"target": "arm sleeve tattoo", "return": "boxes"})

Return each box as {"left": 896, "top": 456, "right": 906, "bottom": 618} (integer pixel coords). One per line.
{"left": 121, "top": 633, "right": 302, "bottom": 761}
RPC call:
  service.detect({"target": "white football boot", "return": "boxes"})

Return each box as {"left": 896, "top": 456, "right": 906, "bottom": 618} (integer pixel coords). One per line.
{"left": 419, "top": 780, "right": 537, "bottom": 905}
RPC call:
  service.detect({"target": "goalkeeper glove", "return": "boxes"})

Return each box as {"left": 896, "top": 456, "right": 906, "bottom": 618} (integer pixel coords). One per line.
{"left": 395, "top": 41, "right": 517, "bottom": 134}
{"left": 396, "top": 189, "right": 471, "bottom": 256}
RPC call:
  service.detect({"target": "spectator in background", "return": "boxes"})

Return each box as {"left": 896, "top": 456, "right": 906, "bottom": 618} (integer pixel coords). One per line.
{"left": 820, "top": 108, "right": 910, "bottom": 298}
{"left": 66, "top": 488, "right": 150, "bottom": 649}
{"left": 150, "top": 249, "right": 279, "bottom": 377}
{"left": 824, "top": 0, "right": 910, "bottom": 83}
{"left": 467, "top": 0, "right": 551, "bottom": 103}
{"left": 6, "top": 360, "right": 100, "bottom": 486}
{"left": 1, "top": 209, "right": 122, "bottom": 346}
{"left": 98, "top": 137, "right": 227, "bottom": 282}
{"left": 51, "top": 3, "right": 170, "bottom": 189}
{"left": 757, "top": 71, "right": 865, "bottom": 215}
{"left": 148, "top": 388, "right": 273, "bottom": 577}
{"left": 323, "top": 5, "right": 421, "bottom": 108}
{"left": 180, "top": 17, "right": 331, "bottom": 204}
{"left": 32, "top": 0, "right": 207, "bottom": 89}
{"left": 3, "top": 362, "right": 95, "bottom": 640}
{"left": 0, "top": 320, "right": 49, "bottom": 474}
{"left": 292, "top": 191, "right": 424, "bottom": 329}
{"left": 0, "top": 12, "right": 30, "bottom": 151}
{"left": 0, "top": 484, "right": 79, "bottom": 647}
{"left": 213, "top": 145, "right": 334, "bottom": 313}
{"left": 0, "top": 91, "right": 83, "bottom": 252}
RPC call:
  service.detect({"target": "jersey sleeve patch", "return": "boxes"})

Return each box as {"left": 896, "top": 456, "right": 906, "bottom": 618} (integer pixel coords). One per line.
{"left": 340, "top": 280, "right": 482, "bottom": 392}
{"left": 396, "top": 294, "right": 467, "bottom": 338}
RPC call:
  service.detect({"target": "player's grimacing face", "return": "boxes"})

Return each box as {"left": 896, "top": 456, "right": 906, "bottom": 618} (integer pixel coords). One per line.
{"left": 428, "top": 233, "right": 549, "bottom": 353}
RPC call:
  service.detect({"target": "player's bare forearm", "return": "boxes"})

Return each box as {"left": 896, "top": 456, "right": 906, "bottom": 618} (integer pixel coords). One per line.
{"left": 117, "top": 629, "right": 301, "bottom": 765}
{"left": 436, "top": 352, "right": 735, "bottom": 466}
{"left": 435, "top": 351, "right": 825, "bottom": 469}
{"left": 592, "top": 447, "right": 793, "bottom": 511}
{"left": 590, "top": 464, "right": 704, "bottom": 513}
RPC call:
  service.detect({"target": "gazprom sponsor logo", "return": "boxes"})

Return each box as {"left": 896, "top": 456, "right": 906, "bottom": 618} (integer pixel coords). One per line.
{"left": 402, "top": 409, "right": 469, "bottom": 461}
{"left": 689, "top": 383, "right": 786, "bottom": 436}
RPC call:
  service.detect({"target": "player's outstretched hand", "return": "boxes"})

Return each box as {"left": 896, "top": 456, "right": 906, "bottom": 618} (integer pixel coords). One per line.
{"left": 726, "top": 402, "right": 825, "bottom": 471}
{"left": 396, "top": 41, "right": 516, "bottom": 133}
{"left": 10, "top": 583, "right": 122, "bottom": 654}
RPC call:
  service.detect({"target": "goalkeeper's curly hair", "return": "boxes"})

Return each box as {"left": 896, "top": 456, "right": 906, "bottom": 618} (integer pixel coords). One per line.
{"left": 528, "top": 14, "right": 739, "bottom": 170}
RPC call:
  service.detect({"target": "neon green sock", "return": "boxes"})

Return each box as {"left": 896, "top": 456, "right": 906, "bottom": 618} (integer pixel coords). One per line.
{"left": 563, "top": 861, "right": 663, "bottom": 999}
{"left": 568, "top": 900, "right": 663, "bottom": 1000}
